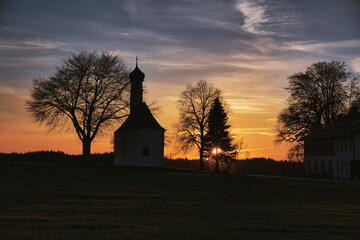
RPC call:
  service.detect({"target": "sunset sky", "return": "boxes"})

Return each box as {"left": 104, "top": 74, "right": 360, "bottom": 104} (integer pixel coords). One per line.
{"left": 1, "top": 0, "right": 360, "bottom": 160}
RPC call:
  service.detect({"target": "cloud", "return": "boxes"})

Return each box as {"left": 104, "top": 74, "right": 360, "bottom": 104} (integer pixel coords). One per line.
{"left": 235, "top": 0, "right": 273, "bottom": 35}
{"left": 0, "top": 39, "right": 67, "bottom": 50}
{"left": 0, "top": 86, "right": 28, "bottom": 117}
{"left": 0, "top": 39, "right": 70, "bottom": 67}
{"left": 133, "top": 44, "right": 291, "bottom": 72}
{"left": 0, "top": 56, "right": 61, "bottom": 67}
{"left": 189, "top": 16, "right": 245, "bottom": 34}
{"left": 101, "top": 27, "right": 178, "bottom": 44}
{"left": 284, "top": 39, "right": 360, "bottom": 56}
{"left": 232, "top": 127, "right": 274, "bottom": 136}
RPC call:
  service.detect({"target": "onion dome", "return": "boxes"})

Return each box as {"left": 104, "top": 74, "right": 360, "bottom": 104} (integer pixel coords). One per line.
{"left": 129, "top": 56, "right": 145, "bottom": 80}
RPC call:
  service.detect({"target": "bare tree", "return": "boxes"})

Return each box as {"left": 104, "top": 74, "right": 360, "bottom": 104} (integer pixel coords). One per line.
{"left": 233, "top": 137, "right": 248, "bottom": 175}
{"left": 348, "top": 74, "right": 360, "bottom": 109}
{"left": 234, "top": 137, "right": 249, "bottom": 160}
{"left": 26, "top": 51, "right": 130, "bottom": 163}
{"left": 175, "top": 80, "right": 221, "bottom": 170}
{"left": 275, "top": 61, "right": 353, "bottom": 145}
{"left": 287, "top": 143, "right": 304, "bottom": 162}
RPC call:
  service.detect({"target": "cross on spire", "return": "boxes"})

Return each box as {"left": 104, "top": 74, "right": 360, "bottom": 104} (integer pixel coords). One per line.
{"left": 136, "top": 56, "right": 138, "bottom": 67}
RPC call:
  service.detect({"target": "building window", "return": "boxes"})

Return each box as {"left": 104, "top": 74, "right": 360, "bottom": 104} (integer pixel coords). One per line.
{"left": 336, "top": 161, "right": 339, "bottom": 173}
{"left": 142, "top": 146, "right": 149, "bottom": 156}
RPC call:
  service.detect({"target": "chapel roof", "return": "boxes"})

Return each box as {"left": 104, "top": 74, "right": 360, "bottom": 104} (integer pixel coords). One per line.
{"left": 115, "top": 102, "right": 165, "bottom": 132}
{"left": 129, "top": 57, "right": 145, "bottom": 80}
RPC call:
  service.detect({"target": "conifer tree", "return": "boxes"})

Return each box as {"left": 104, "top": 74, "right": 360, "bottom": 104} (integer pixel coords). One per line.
{"left": 176, "top": 80, "right": 221, "bottom": 170}
{"left": 204, "top": 97, "right": 235, "bottom": 172}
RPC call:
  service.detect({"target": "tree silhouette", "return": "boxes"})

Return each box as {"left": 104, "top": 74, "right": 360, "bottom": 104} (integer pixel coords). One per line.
{"left": 175, "top": 80, "right": 221, "bottom": 170}
{"left": 26, "top": 51, "right": 130, "bottom": 163}
{"left": 203, "top": 97, "right": 235, "bottom": 172}
{"left": 276, "top": 61, "right": 359, "bottom": 144}
{"left": 275, "top": 61, "right": 359, "bottom": 159}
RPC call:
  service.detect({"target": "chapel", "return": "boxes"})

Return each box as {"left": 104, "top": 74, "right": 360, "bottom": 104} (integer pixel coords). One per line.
{"left": 113, "top": 58, "right": 165, "bottom": 167}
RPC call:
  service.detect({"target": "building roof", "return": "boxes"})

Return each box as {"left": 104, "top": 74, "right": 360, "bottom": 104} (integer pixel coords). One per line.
{"left": 129, "top": 63, "right": 145, "bottom": 80}
{"left": 115, "top": 102, "right": 165, "bottom": 132}
{"left": 301, "top": 114, "right": 360, "bottom": 141}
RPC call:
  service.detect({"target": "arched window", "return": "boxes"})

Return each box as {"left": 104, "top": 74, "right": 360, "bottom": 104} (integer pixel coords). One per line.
{"left": 142, "top": 146, "right": 149, "bottom": 156}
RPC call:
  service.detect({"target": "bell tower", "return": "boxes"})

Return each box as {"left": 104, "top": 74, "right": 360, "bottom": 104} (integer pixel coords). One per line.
{"left": 129, "top": 56, "right": 145, "bottom": 115}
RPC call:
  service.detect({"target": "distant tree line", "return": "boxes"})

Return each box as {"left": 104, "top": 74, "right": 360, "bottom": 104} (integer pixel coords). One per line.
{"left": 0, "top": 151, "right": 304, "bottom": 177}
{"left": 236, "top": 158, "right": 304, "bottom": 177}
{"left": 0, "top": 151, "right": 113, "bottom": 165}
{"left": 166, "top": 157, "right": 304, "bottom": 177}
{"left": 164, "top": 158, "right": 200, "bottom": 170}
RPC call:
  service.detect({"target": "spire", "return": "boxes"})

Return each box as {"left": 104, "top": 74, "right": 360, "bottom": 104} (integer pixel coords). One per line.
{"left": 129, "top": 56, "right": 144, "bottom": 115}
{"left": 129, "top": 57, "right": 145, "bottom": 80}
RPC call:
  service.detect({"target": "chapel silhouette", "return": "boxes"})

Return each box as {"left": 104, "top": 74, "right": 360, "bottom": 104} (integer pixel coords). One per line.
{"left": 114, "top": 58, "right": 165, "bottom": 167}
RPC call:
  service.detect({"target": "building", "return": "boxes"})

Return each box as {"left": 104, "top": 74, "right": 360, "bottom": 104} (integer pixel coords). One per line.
{"left": 302, "top": 115, "right": 360, "bottom": 179}
{"left": 113, "top": 59, "right": 165, "bottom": 167}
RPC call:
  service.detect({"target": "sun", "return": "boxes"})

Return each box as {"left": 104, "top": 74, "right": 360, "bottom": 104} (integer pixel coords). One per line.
{"left": 212, "top": 148, "right": 222, "bottom": 154}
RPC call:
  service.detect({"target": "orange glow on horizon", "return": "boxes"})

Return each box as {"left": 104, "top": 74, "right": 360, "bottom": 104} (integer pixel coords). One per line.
{"left": 0, "top": 77, "right": 290, "bottom": 160}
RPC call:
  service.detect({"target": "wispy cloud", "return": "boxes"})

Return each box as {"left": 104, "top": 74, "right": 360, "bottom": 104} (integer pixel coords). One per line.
{"left": 244, "top": 147, "right": 275, "bottom": 152}
{"left": 0, "top": 39, "right": 67, "bottom": 50}
{"left": 0, "top": 86, "right": 28, "bottom": 117}
{"left": 189, "top": 16, "right": 245, "bottom": 34}
{"left": 102, "top": 27, "right": 178, "bottom": 43}
{"left": 227, "top": 98, "right": 278, "bottom": 114}
{"left": 232, "top": 127, "right": 274, "bottom": 136}
{"left": 0, "top": 56, "right": 61, "bottom": 67}
{"left": 284, "top": 39, "right": 360, "bottom": 56}
{"left": 235, "top": 0, "right": 273, "bottom": 35}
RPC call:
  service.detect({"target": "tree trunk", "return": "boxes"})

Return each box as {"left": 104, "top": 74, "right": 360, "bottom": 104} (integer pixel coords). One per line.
{"left": 82, "top": 138, "right": 91, "bottom": 164}
{"left": 237, "top": 159, "right": 239, "bottom": 175}
{"left": 199, "top": 147, "right": 204, "bottom": 170}
{"left": 215, "top": 156, "right": 219, "bottom": 173}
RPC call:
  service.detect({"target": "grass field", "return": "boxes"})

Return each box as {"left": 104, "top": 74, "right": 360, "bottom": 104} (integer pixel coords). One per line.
{"left": 0, "top": 162, "right": 359, "bottom": 240}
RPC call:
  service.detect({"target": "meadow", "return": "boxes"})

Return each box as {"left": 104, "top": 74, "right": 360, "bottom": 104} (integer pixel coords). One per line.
{"left": 0, "top": 161, "right": 359, "bottom": 240}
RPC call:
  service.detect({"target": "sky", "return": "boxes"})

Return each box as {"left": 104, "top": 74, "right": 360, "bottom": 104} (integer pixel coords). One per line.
{"left": 0, "top": 0, "right": 360, "bottom": 160}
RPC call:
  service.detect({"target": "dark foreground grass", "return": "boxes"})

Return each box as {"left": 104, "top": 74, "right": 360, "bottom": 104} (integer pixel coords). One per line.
{"left": 0, "top": 162, "right": 359, "bottom": 240}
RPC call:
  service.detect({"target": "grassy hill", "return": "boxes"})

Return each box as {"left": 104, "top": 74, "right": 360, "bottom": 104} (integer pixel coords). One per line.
{"left": 0, "top": 161, "right": 359, "bottom": 240}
